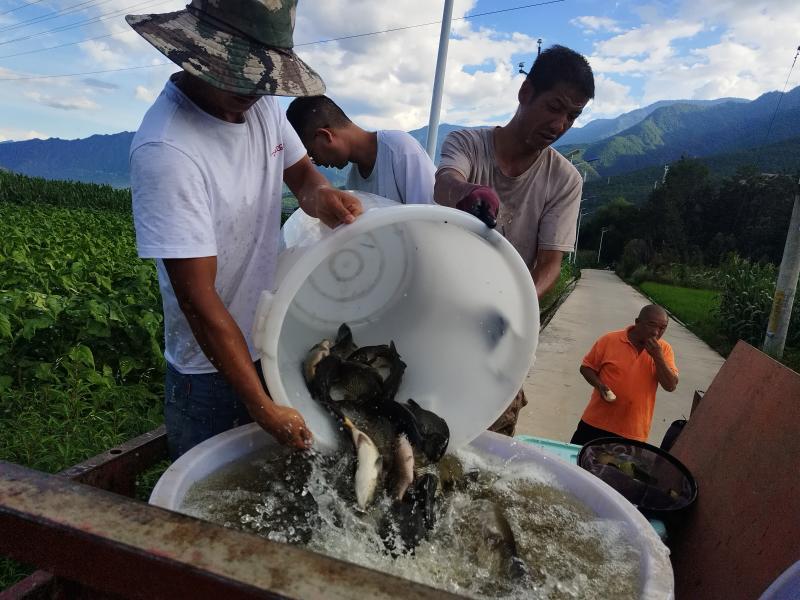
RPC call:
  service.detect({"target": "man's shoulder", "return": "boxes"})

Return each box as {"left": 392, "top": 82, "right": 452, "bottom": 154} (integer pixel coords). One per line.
{"left": 379, "top": 130, "right": 427, "bottom": 154}
{"left": 596, "top": 329, "right": 628, "bottom": 345}
{"left": 544, "top": 147, "right": 581, "bottom": 181}
{"left": 444, "top": 127, "right": 492, "bottom": 143}
{"left": 440, "top": 127, "right": 493, "bottom": 160}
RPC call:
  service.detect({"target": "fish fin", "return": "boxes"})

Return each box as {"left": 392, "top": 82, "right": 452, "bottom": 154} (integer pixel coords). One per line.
{"left": 336, "top": 323, "right": 353, "bottom": 345}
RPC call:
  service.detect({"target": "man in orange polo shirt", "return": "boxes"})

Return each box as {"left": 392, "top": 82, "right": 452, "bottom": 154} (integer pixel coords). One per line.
{"left": 570, "top": 305, "right": 679, "bottom": 445}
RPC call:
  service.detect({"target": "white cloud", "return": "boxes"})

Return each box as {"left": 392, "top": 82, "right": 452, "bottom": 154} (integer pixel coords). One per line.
{"left": 135, "top": 85, "right": 159, "bottom": 103}
{"left": 593, "top": 20, "right": 703, "bottom": 61}
{"left": 79, "top": 40, "right": 127, "bottom": 69}
{"left": 577, "top": 75, "right": 638, "bottom": 124}
{"left": 571, "top": 16, "right": 622, "bottom": 34}
{"left": 24, "top": 91, "right": 99, "bottom": 111}
{"left": 293, "top": 0, "right": 539, "bottom": 130}
{"left": 0, "top": 128, "right": 48, "bottom": 142}
{"left": 586, "top": 0, "right": 800, "bottom": 111}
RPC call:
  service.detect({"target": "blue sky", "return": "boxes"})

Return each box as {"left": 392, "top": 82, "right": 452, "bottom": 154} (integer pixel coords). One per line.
{"left": 0, "top": 0, "right": 798, "bottom": 141}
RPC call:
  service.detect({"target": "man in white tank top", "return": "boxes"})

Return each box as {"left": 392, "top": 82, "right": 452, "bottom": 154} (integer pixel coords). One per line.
{"left": 287, "top": 95, "right": 436, "bottom": 205}
{"left": 435, "top": 45, "right": 595, "bottom": 436}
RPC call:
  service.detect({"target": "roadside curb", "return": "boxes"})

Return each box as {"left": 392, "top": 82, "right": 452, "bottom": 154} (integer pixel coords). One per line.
{"left": 540, "top": 277, "right": 579, "bottom": 332}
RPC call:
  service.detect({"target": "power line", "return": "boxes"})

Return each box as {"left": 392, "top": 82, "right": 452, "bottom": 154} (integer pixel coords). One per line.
{"left": 0, "top": 0, "right": 563, "bottom": 65}
{"left": 0, "top": 62, "right": 169, "bottom": 81}
{"left": 0, "top": 0, "right": 47, "bottom": 18}
{"left": 0, "top": 30, "right": 131, "bottom": 59}
{"left": 0, "top": 0, "right": 172, "bottom": 47}
{"left": 758, "top": 44, "right": 800, "bottom": 168}
{"left": 295, "top": 0, "right": 564, "bottom": 46}
{"left": 0, "top": 0, "right": 112, "bottom": 35}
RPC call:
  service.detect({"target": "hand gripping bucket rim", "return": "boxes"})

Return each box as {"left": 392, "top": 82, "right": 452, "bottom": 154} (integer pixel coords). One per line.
{"left": 254, "top": 192, "right": 540, "bottom": 453}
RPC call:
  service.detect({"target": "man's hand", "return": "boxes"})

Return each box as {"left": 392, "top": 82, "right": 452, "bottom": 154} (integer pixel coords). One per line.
{"left": 284, "top": 156, "right": 363, "bottom": 228}
{"left": 644, "top": 336, "right": 663, "bottom": 360}
{"left": 455, "top": 184, "right": 500, "bottom": 228}
{"left": 313, "top": 186, "right": 363, "bottom": 228}
{"left": 251, "top": 403, "right": 313, "bottom": 450}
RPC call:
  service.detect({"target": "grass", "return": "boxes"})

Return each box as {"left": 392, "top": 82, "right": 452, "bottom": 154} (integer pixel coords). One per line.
{"left": 639, "top": 281, "right": 732, "bottom": 355}
{"left": 639, "top": 281, "right": 800, "bottom": 373}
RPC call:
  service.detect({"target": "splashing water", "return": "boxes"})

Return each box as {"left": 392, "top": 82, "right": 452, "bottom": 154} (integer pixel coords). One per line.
{"left": 181, "top": 444, "right": 641, "bottom": 599}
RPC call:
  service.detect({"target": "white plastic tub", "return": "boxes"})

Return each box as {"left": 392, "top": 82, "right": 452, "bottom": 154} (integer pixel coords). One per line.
{"left": 150, "top": 424, "right": 674, "bottom": 599}
{"left": 252, "top": 192, "right": 540, "bottom": 452}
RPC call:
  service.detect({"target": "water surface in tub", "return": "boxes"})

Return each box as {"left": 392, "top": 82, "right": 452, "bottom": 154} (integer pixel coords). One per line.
{"left": 181, "top": 443, "right": 640, "bottom": 600}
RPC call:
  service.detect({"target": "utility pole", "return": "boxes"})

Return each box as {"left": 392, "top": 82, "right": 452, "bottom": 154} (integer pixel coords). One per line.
{"left": 763, "top": 177, "right": 800, "bottom": 358}
{"left": 597, "top": 227, "right": 609, "bottom": 264}
{"left": 425, "top": 0, "right": 455, "bottom": 160}
{"left": 572, "top": 209, "right": 590, "bottom": 264}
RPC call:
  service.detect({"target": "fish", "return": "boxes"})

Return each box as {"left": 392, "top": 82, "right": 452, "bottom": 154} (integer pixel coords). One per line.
{"left": 330, "top": 323, "right": 358, "bottom": 359}
{"left": 347, "top": 341, "right": 406, "bottom": 401}
{"left": 479, "top": 309, "right": 508, "bottom": 349}
{"left": 303, "top": 339, "right": 332, "bottom": 385}
{"left": 597, "top": 453, "right": 657, "bottom": 485}
{"left": 414, "top": 471, "right": 439, "bottom": 532}
{"left": 380, "top": 471, "right": 439, "bottom": 555}
{"left": 332, "top": 360, "right": 385, "bottom": 408}
{"left": 380, "top": 399, "right": 424, "bottom": 449}
{"left": 404, "top": 398, "right": 450, "bottom": 462}
{"left": 437, "top": 454, "right": 465, "bottom": 492}
{"left": 470, "top": 499, "right": 529, "bottom": 580}
{"left": 345, "top": 416, "right": 383, "bottom": 510}
{"left": 308, "top": 353, "right": 341, "bottom": 405}
{"left": 392, "top": 433, "right": 415, "bottom": 500}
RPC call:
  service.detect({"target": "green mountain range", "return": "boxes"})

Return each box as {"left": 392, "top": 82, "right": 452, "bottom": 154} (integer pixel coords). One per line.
{"left": 555, "top": 97, "right": 746, "bottom": 146}
{"left": 582, "top": 135, "right": 800, "bottom": 209}
{"left": 0, "top": 87, "right": 797, "bottom": 191}
{"left": 563, "top": 86, "right": 800, "bottom": 176}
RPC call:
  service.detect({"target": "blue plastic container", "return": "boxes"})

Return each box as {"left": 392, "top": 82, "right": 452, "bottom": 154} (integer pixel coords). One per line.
{"left": 514, "top": 434, "right": 668, "bottom": 541}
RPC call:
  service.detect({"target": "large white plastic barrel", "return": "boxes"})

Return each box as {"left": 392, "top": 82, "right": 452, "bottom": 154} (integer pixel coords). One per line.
{"left": 251, "top": 192, "right": 540, "bottom": 452}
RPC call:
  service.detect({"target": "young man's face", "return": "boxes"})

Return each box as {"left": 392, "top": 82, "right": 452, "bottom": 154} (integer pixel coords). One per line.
{"left": 305, "top": 130, "right": 349, "bottom": 169}
{"left": 515, "top": 80, "right": 589, "bottom": 151}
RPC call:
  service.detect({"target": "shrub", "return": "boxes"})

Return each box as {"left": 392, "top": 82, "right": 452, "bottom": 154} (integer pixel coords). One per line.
{"left": 617, "top": 239, "right": 650, "bottom": 279}
{"left": 628, "top": 265, "right": 651, "bottom": 286}
{"left": 715, "top": 254, "right": 775, "bottom": 345}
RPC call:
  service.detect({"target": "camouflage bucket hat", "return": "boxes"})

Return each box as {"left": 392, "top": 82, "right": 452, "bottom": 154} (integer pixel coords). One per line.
{"left": 126, "top": 0, "right": 325, "bottom": 97}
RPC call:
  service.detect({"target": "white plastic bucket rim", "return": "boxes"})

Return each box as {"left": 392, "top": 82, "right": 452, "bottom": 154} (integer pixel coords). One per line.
{"left": 149, "top": 424, "right": 674, "bottom": 599}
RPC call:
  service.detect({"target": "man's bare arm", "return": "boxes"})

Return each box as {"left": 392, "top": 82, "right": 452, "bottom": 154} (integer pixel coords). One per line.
{"left": 532, "top": 249, "right": 564, "bottom": 298}
{"left": 434, "top": 167, "right": 479, "bottom": 208}
{"left": 163, "top": 257, "right": 311, "bottom": 449}
{"left": 284, "top": 156, "right": 362, "bottom": 227}
{"left": 644, "top": 338, "right": 679, "bottom": 392}
{"left": 579, "top": 365, "right": 610, "bottom": 396}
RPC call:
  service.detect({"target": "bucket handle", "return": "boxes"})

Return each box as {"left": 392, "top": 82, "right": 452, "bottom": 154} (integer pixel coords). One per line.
{"left": 252, "top": 289, "right": 275, "bottom": 358}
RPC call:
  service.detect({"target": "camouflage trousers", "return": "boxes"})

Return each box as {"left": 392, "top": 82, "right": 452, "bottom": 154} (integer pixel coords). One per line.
{"left": 488, "top": 389, "right": 528, "bottom": 437}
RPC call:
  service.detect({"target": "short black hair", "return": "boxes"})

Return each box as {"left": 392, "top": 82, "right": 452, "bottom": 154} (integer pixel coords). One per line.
{"left": 286, "top": 95, "right": 352, "bottom": 142}
{"left": 526, "top": 45, "right": 594, "bottom": 99}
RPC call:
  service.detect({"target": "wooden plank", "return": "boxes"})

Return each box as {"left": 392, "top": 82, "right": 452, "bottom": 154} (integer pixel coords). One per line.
{"left": 669, "top": 341, "right": 800, "bottom": 600}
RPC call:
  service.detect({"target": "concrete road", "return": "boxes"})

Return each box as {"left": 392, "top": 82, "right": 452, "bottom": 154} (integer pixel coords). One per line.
{"left": 516, "top": 269, "right": 726, "bottom": 446}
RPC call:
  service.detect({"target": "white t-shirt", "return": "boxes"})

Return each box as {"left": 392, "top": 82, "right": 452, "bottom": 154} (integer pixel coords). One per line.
{"left": 345, "top": 130, "right": 435, "bottom": 204}
{"left": 130, "top": 78, "right": 305, "bottom": 374}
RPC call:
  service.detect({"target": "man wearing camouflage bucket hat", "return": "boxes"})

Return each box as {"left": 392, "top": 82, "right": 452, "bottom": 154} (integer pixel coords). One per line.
{"left": 127, "top": 0, "right": 363, "bottom": 459}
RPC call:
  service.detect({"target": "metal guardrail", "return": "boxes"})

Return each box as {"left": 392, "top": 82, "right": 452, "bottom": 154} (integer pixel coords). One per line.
{"left": 0, "top": 427, "right": 461, "bottom": 600}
